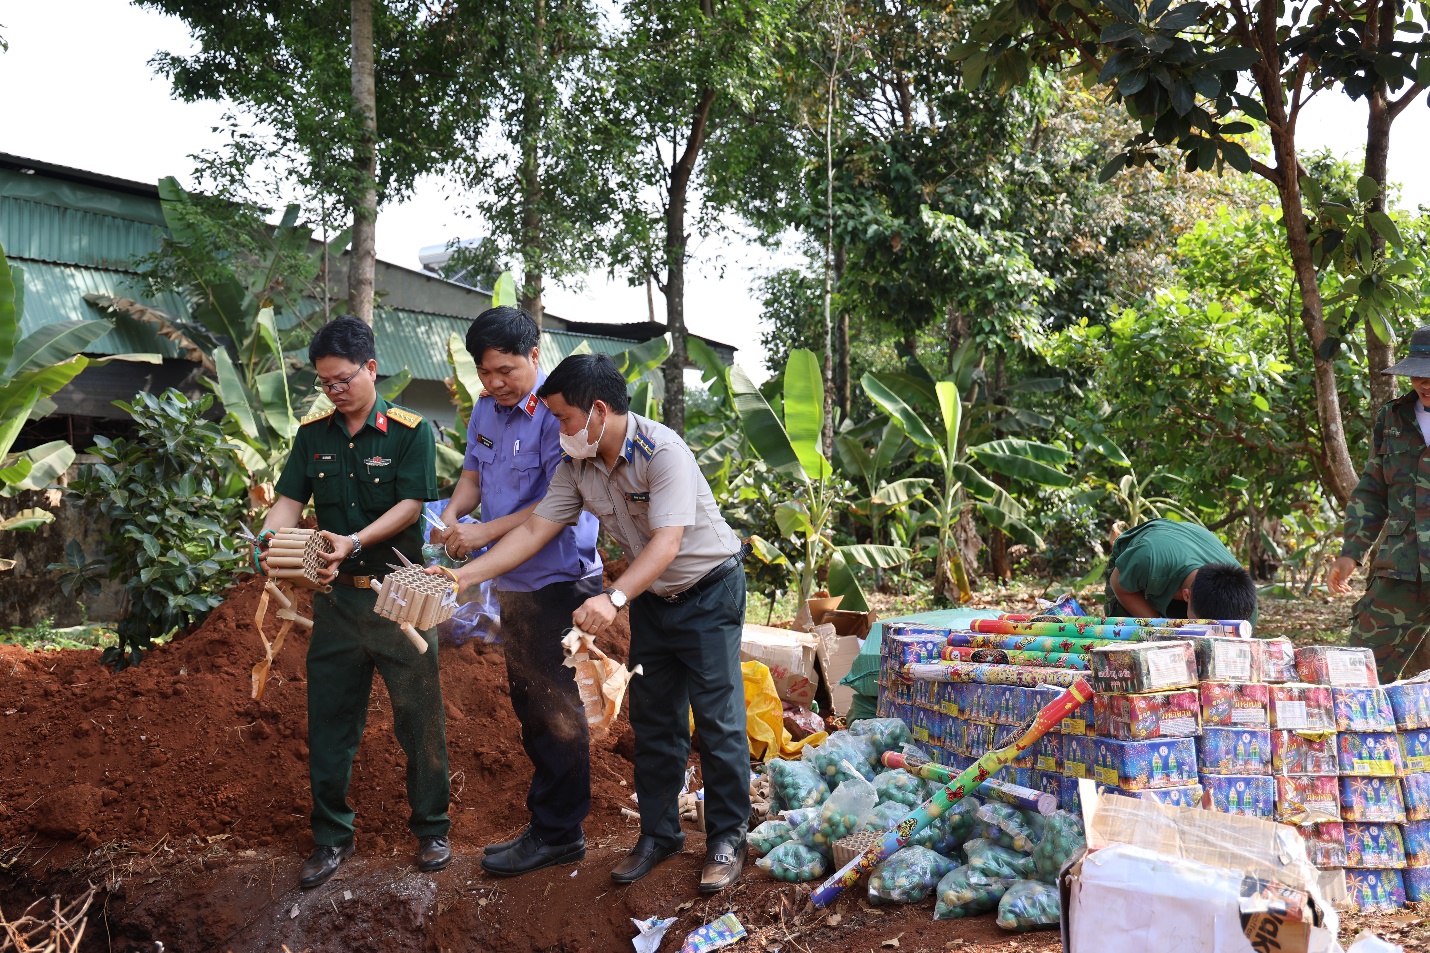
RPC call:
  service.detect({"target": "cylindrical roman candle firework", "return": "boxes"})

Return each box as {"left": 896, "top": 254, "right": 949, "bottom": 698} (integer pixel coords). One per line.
{"left": 1013, "top": 614, "right": 1252, "bottom": 637}
{"left": 882, "top": 751, "right": 1058, "bottom": 815}
{"left": 369, "top": 564, "right": 459, "bottom": 654}
{"left": 261, "top": 528, "right": 335, "bottom": 589}
{"left": 967, "top": 619, "right": 1209, "bottom": 640}
{"left": 945, "top": 632, "right": 1114, "bottom": 653}
{"left": 808, "top": 678, "right": 1093, "bottom": 907}
{"left": 938, "top": 645, "right": 1089, "bottom": 670}
{"left": 902, "top": 660, "right": 1083, "bottom": 688}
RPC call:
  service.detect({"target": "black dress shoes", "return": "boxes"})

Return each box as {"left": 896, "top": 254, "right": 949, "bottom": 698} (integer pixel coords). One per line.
{"left": 610, "top": 833, "right": 685, "bottom": 884}
{"left": 417, "top": 835, "right": 452, "bottom": 872}
{"left": 298, "top": 841, "right": 355, "bottom": 889}
{"left": 481, "top": 830, "right": 586, "bottom": 877}
{"left": 699, "top": 835, "right": 747, "bottom": 894}
{"left": 484, "top": 824, "right": 530, "bottom": 856}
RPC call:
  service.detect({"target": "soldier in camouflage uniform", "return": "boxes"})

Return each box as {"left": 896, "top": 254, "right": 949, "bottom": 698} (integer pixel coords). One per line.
{"left": 1329, "top": 326, "right": 1430, "bottom": 681}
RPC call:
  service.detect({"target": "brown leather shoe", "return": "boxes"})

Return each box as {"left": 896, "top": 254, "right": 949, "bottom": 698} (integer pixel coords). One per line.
{"left": 299, "top": 841, "right": 355, "bottom": 889}
{"left": 610, "top": 834, "right": 685, "bottom": 884}
{"left": 699, "top": 836, "right": 746, "bottom": 894}
{"left": 417, "top": 835, "right": 452, "bottom": 872}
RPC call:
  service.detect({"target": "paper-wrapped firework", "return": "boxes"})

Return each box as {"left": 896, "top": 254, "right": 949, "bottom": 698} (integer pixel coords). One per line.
{"left": 968, "top": 620, "right": 1190, "bottom": 641}
{"left": 260, "top": 528, "right": 335, "bottom": 588}
{"left": 561, "top": 627, "right": 642, "bottom": 738}
{"left": 939, "top": 645, "right": 1089, "bottom": 670}
{"left": 369, "top": 564, "right": 460, "bottom": 653}
{"left": 1028, "top": 616, "right": 1252, "bottom": 637}
{"left": 902, "top": 661, "right": 1083, "bottom": 688}
{"left": 945, "top": 633, "right": 1112, "bottom": 654}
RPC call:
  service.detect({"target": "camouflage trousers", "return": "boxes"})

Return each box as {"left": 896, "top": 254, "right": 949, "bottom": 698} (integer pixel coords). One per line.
{"left": 1351, "top": 577, "right": 1430, "bottom": 683}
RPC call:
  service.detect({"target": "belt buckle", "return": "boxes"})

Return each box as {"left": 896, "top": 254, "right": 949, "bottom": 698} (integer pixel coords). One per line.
{"left": 352, "top": 574, "right": 372, "bottom": 589}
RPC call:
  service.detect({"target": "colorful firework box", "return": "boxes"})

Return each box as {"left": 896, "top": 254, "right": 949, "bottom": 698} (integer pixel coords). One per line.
{"left": 1344, "top": 822, "right": 1408, "bottom": 868}
{"left": 1346, "top": 868, "right": 1406, "bottom": 912}
{"left": 1268, "top": 684, "right": 1336, "bottom": 732}
{"left": 1403, "top": 820, "right": 1430, "bottom": 867}
{"left": 1093, "top": 689, "right": 1201, "bottom": 741}
{"left": 1201, "top": 775, "right": 1276, "bottom": 818}
{"left": 1332, "top": 687, "right": 1396, "bottom": 733}
{"left": 1037, "top": 594, "right": 1085, "bottom": 616}
{"left": 1187, "top": 635, "right": 1264, "bottom": 683}
{"left": 1034, "top": 769, "right": 1062, "bottom": 801}
{"left": 1270, "top": 730, "right": 1339, "bottom": 777}
{"left": 1260, "top": 638, "right": 1298, "bottom": 683}
{"left": 1406, "top": 867, "right": 1430, "bottom": 901}
{"left": 1275, "top": 776, "right": 1341, "bottom": 824}
{"left": 1090, "top": 641, "right": 1198, "bottom": 694}
{"left": 1200, "top": 681, "right": 1270, "bottom": 728}
{"left": 932, "top": 681, "right": 958, "bottom": 716}
{"left": 956, "top": 721, "right": 994, "bottom": 758}
{"left": 913, "top": 678, "right": 932, "bottom": 710}
{"left": 1297, "top": 821, "right": 1348, "bottom": 868}
{"left": 1087, "top": 737, "right": 1198, "bottom": 790}
{"left": 1337, "top": 732, "right": 1405, "bottom": 777}
{"left": 1096, "top": 782, "right": 1204, "bottom": 808}
{"left": 1341, "top": 776, "right": 1407, "bottom": 823}
{"left": 1033, "top": 733, "right": 1062, "bottom": 773}
{"left": 1197, "top": 727, "right": 1271, "bottom": 775}
{"left": 876, "top": 694, "right": 893, "bottom": 718}
{"left": 1063, "top": 735, "right": 1094, "bottom": 779}
{"left": 882, "top": 628, "right": 948, "bottom": 666}
{"left": 1405, "top": 772, "right": 1430, "bottom": 821}
{"left": 1388, "top": 679, "right": 1430, "bottom": 730}
{"left": 910, "top": 706, "right": 937, "bottom": 746}
{"left": 1295, "top": 645, "right": 1379, "bottom": 688}
{"left": 1401, "top": 729, "right": 1430, "bottom": 774}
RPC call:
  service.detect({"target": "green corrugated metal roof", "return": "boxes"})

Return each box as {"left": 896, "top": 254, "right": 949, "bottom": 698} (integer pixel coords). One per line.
{"left": 0, "top": 196, "right": 163, "bottom": 269}
{"left": 0, "top": 166, "right": 167, "bottom": 226}
{"left": 15, "top": 260, "right": 184, "bottom": 358}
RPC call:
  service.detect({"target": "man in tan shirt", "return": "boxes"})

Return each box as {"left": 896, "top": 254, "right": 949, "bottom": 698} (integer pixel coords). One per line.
{"left": 439, "top": 353, "right": 752, "bottom": 893}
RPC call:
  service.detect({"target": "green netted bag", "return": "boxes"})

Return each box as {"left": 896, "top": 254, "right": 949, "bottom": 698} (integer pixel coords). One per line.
{"left": 996, "top": 879, "right": 1061, "bottom": 932}
{"left": 867, "top": 846, "right": 959, "bottom": 905}
{"left": 934, "top": 864, "right": 1016, "bottom": 919}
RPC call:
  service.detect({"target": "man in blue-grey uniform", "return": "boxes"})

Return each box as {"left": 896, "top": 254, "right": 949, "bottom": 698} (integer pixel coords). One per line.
{"left": 433, "top": 306, "right": 603, "bottom": 877}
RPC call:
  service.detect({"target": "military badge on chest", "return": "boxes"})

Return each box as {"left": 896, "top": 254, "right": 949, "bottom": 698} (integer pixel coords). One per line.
{"left": 364, "top": 456, "right": 392, "bottom": 468}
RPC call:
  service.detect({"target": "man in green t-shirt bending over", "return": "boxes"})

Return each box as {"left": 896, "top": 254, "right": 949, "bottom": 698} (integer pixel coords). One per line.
{"left": 1104, "top": 518, "right": 1258, "bottom": 623}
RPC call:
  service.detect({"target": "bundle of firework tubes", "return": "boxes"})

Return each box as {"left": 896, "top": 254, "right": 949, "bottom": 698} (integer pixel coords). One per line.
{"left": 873, "top": 611, "right": 1430, "bottom": 914}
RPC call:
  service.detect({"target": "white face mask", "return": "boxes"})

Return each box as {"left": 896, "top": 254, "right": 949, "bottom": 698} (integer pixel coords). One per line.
{"left": 559, "top": 407, "right": 605, "bottom": 459}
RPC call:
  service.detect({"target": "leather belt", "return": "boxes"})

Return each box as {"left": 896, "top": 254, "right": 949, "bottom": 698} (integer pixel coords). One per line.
{"left": 649, "top": 543, "right": 751, "bottom": 605}
{"left": 335, "top": 572, "right": 373, "bottom": 589}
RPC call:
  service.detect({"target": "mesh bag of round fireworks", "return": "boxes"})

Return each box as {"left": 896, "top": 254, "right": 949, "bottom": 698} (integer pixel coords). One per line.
{"left": 996, "top": 879, "right": 1061, "bottom": 932}
{"left": 756, "top": 842, "right": 828, "bottom": 882}
{"left": 906, "top": 796, "right": 982, "bottom": 858}
{"left": 874, "top": 768, "right": 930, "bottom": 809}
{"left": 976, "top": 802, "right": 1042, "bottom": 854}
{"left": 860, "top": 800, "right": 911, "bottom": 833}
{"left": 749, "top": 819, "right": 793, "bottom": 856}
{"left": 934, "top": 864, "right": 1017, "bottom": 920}
{"left": 767, "top": 758, "right": 830, "bottom": 810}
{"left": 847, "top": 717, "right": 913, "bottom": 758}
{"left": 965, "top": 837, "right": 1037, "bottom": 880}
{"left": 867, "top": 845, "right": 959, "bottom": 905}
{"left": 803, "top": 732, "right": 878, "bottom": 784}
{"left": 1031, "top": 810, "right": 1086, "bottom": 883}
{"left": 810, "top": 775, "right": 877, "bottom": 854}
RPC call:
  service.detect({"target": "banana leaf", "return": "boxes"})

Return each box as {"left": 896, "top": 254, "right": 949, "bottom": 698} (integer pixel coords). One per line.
{"left": 862, "top": 372, "right": 941, "bottom": 456}
{"left": 731, "top": 364, "right": 805, "bottom": 480}
{"left": 612, "top": 333, "right": 671, "bottom": 383}
{"left": 783, "top": 350, "right": 830, "bottom": 481}
{"left": 6, "top": 321, "right": 111, "bottom": 380}
{"left": 0, "top": 245, "right": 21, "bottom": 376}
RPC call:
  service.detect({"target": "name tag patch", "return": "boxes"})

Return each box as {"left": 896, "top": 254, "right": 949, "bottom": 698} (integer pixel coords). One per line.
{"left": 476, "top": 434, "right": 494, "bottom": 449}
{"left": 626, "top": 492, "right": 650, "bottom": 503}
{"left": 364, "top": 456, "right": 391, "bottom": 467}
{"left": 313, "top": 453, "right": 337, "bottom": 462}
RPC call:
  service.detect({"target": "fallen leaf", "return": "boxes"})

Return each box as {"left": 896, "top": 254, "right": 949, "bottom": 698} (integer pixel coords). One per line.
{"left": 676, "top": 900, "right": 695, "bottom": 913}
{"left": 826, "top": 913, "right": 842, "bottom": 927}
{"left": 945, "top": 942, "right": 966, "bottom": 950}
{"left": 288, "top": 904, "right": 299, "bottom": 920}
{"left": 882, "top": 935, "right": 903, "bottom": 949}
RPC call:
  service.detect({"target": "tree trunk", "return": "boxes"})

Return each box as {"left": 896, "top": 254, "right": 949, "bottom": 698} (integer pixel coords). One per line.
{"left": 835, "top": 244, "right": 850, "bottom": 417}
{"left": 821, "top": 40, "right": 839, "bottom": 457}
{"left": 348, "top": 0, "right": 378, "bottom": 325}
{"left": 988, "top": 350, "right": 1010, "bottom": 579}
{"left": 662, "top": 88, "right": 717, "bottom": 436}
{"left": 1364, "top": 0, "right": 1396, "bottom": 409}
{"left": 519, "top": 0, "right": 546, "bottom": 326}
{"left": 1250, "top": 39, "right": 1359, "bottom": 503}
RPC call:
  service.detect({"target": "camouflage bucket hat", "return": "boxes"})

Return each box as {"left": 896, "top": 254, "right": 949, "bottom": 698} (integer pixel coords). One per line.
{"left": 1384, "top": 325, "right": 1430, "bottom": 377}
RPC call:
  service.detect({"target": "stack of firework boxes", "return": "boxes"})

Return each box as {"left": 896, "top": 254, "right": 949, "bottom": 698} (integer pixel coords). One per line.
{"left": 875, "top": 619, "right": 1430, "bottom": 912}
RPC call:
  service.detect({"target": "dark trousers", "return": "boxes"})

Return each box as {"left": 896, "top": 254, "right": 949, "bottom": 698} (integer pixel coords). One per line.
{"left": 496, "top": 574, "right": 602, "bottom": 844}
{"left": 628, "top": 571, "right": 750, "bottom": 847}
{"left": 306, "top": 583, "right": 450, "bottom": 847}
{"left": 1104, "top": 594, "right": 1188, "bottom": 619}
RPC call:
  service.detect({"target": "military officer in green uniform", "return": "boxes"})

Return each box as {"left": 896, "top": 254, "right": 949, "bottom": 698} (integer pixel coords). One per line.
{"left": 1331, "top": 325, "right": 1430, "bottom": 681}
{"left": 255, "top": 316, "right": 451, "bottom": 889}
{"left": 436, "top": 353, "right": 753, "bottom": 894}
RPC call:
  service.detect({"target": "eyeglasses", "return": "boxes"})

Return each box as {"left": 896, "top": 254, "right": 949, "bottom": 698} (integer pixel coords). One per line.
{"left": 313, "top": 367, "right": 364, "bottom": 394}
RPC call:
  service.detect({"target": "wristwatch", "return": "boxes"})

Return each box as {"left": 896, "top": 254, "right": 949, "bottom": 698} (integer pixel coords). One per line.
{"left": 347, "top": 533, "right": 363, "bottom": 556}
{"left": 605, "top": 587, "right": 628, "bottom": 609}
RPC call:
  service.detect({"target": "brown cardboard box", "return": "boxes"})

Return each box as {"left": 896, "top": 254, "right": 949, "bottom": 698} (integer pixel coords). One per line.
{"left": 815, "top": 608, "right": 877, "bottom": 717}
{"left": 740, "top": 625, "right": 821, "bottom": 707}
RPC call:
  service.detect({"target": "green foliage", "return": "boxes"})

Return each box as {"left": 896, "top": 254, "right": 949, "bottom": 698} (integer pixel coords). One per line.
{"left": 0, "top": 618, "right": 117, "bottom": 652}
{"left": 65, "top": 390, "right": 247, "bottom": 670}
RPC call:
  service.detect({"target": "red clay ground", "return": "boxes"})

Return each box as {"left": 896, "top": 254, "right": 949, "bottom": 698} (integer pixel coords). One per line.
{"left": 0, "top": 574, "right": 1059, "bottom": 953}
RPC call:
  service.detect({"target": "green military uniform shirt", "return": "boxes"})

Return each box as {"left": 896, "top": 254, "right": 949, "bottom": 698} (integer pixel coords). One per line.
{"left": 1109, "top": 518, "right": 1255, "bottom": 623}
{"left": 1342, "top": 391, "right": 1430, "bottom": 581}
{"left": 273, "top": 395, "right": 437, "bottom": 575}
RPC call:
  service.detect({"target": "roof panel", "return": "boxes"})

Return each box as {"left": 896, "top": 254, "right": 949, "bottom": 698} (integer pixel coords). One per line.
{"left": 15, "top": 260, "right": 184, "bottom": 358}
{"left": 0, "top": 196, "right": 163, "bottom": 270}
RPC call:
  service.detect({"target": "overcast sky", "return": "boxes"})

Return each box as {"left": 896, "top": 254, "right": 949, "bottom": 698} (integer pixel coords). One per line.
{"left": 2, "top": 1, "right": 1423, "bottom": 382}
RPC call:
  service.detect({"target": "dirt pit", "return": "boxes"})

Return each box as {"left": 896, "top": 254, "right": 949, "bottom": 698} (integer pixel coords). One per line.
{"left": 0, "top": 573, "right": 1059, "bottom": 952}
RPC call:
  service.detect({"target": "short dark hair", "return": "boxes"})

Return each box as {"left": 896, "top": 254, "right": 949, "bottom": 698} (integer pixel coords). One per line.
{"left": 466, "top": 306, "right": 539, "bottom": 362}
{"left": 309, "top": 315, "right": 376, "bottom": 366}
{"left": 1191, "top": 563, "right": 1257, "bottom": 621}
{"left": 537, "top": 353, "right": 630, "bottom": 414}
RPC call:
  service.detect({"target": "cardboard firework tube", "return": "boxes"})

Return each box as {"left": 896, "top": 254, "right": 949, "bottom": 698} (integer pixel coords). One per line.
{"left": 1028, "top": 615, "right": 1252, "bottom": 637}
{"left": 945, "top": 633, "right": 1113, "bottom": 653}
{"left": 264, "top": 555, "right": 309, "bottom": 569}
{"left": 967, "top": 620, "right": 1207, "bottom": 640}
{"left": 276, "top": 608, "right": 314, "bottom": 630}
{"left": 938, "top": 646, "right": 1089, "bottom": 670}
{"left": 902, "top": 661, "right": 1083, "bottom": 688}
{"left": 882, "top": 752, "right": 1058, "bottom": 815}
{"left": 809, "top": 678, "right": 1093, "bottom": 907}
{"left": 267, "top": 568, "right": 311, "bottom": 580}
{"left": 399, "top": 622, "right": 429, "bottom": 653}
{"left": 263, "top": 581, "right": 293, "bottom": 610}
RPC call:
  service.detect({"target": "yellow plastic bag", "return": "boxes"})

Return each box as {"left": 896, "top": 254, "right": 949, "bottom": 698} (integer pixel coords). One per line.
{"left": 744, "top": 660, "right": 827, "bottom": 762}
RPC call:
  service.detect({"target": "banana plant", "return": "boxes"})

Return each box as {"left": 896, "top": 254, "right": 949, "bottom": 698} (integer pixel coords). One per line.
{"left": 731, "top": 348, "right": 909, "bottom": 611}
{"left": 862, "top": 369, "right": 1072, "bottom": 602}
{"left": 835, "top": 417, "right": 922, "bottom": 548}
{"left": 1077, "top": 435, "right": 1200, "bottom": 526}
